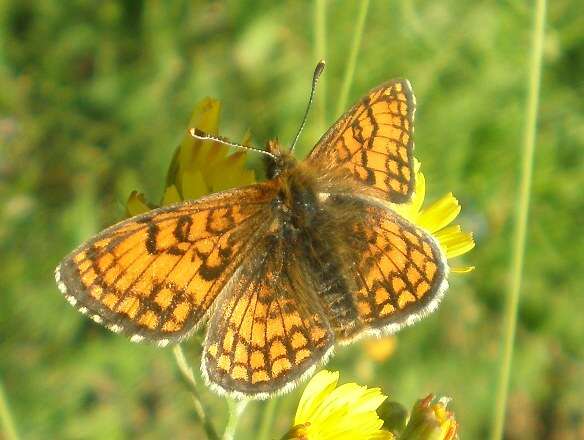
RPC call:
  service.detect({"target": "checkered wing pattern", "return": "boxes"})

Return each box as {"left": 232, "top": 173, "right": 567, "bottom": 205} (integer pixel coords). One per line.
{"left": 342, "top": 201, "right": 448, "bottom": 342}
{"left": 202, "top": 234, "right": 334, "bottom": 398}
{"left": 55, "top": 182, "right": 278, "bottom": 346}
{"left": 309, "top": 80, "right": 416, "bottom": 203}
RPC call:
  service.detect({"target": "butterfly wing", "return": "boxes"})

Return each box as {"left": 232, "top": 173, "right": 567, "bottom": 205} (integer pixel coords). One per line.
{"left": 339, "top": 197, "right": 448, "bottom": 342}
{"left": 308, "top": 80, "right": 416, "bottom": 204}
{"left": 55, "top": 182, "right": 279, "bottom": 346}
{"left": 202, "top": 233, "right": 334, "bottom": 399}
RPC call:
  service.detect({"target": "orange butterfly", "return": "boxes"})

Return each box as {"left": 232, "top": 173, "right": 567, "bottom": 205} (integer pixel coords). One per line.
{"left": 55, "top": 62, "right": 448, "bottom": 399}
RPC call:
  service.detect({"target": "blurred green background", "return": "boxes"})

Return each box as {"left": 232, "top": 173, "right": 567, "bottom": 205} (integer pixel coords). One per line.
{"left": 1, "top": 1, "right": 583, "bottom": 439}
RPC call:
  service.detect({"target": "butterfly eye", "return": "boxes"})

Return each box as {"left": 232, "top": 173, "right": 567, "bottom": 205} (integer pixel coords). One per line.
{"left": 265, "top": 156, "right": 282, "bottom": 179}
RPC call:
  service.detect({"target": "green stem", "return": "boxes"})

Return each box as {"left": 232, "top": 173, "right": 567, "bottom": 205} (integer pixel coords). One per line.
{"left": 172, "top": 345, "right": 219, "bottom": 440}
{"left": 490, "top": 0, "right": 547, "bottom": 439}
{"left": 336, "top": 0, "right": 370, "bottom": 116}
{"left": 223, "top": 399, "right": 249, "bottom": 440}
{"left": 0, "top": 378, "right": 19, "bottom": 440}
{"left": 258, "top": 398, "right": 279, "bottom": 440}
{"left": 314, "top": 0, "right": 327, "bottom": 133}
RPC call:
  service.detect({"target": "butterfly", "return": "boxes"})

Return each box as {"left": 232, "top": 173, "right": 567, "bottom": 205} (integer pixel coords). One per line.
{"left": 55, "top": 62, "right": 448, "bottom": 399}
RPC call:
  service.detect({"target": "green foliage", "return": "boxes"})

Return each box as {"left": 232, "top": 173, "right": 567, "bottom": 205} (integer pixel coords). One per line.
{"left": 0, "top": 1, "right": 582, "bottom": 439}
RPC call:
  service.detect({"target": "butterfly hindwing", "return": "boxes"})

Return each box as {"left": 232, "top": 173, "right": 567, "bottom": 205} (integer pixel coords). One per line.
{"left": 309, "top": 80, "right": 416, "bottom": 204}
{"left": 339, "top": 197, "right": 448, "bottom": 343}
{"left": 202, "top": 233, "right": 334, "bottom": 398}
{"left": 55, "top": 182, "right": 278, "bottom": 345}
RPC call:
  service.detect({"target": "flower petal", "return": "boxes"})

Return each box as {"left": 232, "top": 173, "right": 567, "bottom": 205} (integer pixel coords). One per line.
{"left": 126, "top": 191, "right": 152, "bottom": 216}
{"left": 435, "top": 227, "right": 475, "bottom": 259}
{"left": 295, "top": 370, "right": 339, "bottom": 424}
{"left": 410, "top": 160, "right": 425, "bottom": 216}
{"left": 351, "top": 388, "right": 388, "bottom": 413}
{"left": 313, "top": 382, "right": 361, "bottom": 422}
{"left": 445, "top": 239, "right": 475, "bottom": 258}
{"left": 161, "top": 184, "right": 182, "bottom": 206}
{"left": 293, "top": 371, "right": 391, "bottom": 440}
{"left": 181, "top": 169, "right": 208, "bottom": 200}
{"left": 451, "top": 265, "right": 475, "bottom": 274}
{"left": 417, "top": 193, "right": 461, "bottom": 233}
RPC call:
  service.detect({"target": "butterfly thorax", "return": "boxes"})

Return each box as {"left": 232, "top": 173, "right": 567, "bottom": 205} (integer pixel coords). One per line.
{"left": 264, "top": 140, "right": 320, "bottom": 230}
{"left": 263, "top": 140, "right": 361, "bottom": 337}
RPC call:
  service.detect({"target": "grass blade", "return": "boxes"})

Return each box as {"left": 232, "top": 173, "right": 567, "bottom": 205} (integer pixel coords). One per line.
{"left": 336, "top": 0, "right": 370, "bottom": 116}
{"left": 223, "top": 399, "right": 248, "bottom": 440}
{"left": 173, "top": 345, "right": 219, "bottom": 440}
{"left": 490, "top": 0, "right": 547, "bottom": 438}
{"left": 258, "top": 398, "right": 279, "bottom": 440}
{"left": 314, "top": 0, "right": 327, "bottom": 133}
{"left": 0, "top": 379, "right": 19, "bottom": 440}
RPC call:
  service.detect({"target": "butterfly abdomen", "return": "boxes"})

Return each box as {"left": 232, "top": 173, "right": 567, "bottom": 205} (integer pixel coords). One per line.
{"left": 301, "top": 230, "right": 360, "bottom": 338}
{"left": 274, "top": 170, "right": 360, "bottom": 338}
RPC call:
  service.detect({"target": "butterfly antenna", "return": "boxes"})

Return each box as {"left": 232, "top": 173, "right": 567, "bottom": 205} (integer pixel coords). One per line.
{"left": 189, "top": 128, "right": 278, "bottom": 160}
{"left": 289, "top": 60, "right": 326, "bottom": 152}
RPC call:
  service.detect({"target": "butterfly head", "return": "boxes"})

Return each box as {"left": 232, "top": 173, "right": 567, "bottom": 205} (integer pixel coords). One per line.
{"left": 265, "top": 139, "right": 298, "bottom": 179}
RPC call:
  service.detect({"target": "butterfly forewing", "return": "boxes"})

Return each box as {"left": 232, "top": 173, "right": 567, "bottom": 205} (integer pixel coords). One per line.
{"left": 56, "top": 182, "right": 278, "bottom": 345}
{"left": 309, "top": 80, "right": 416, "bottom": 204}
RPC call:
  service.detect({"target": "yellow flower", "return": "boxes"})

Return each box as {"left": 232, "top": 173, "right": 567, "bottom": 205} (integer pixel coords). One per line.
{"left": 363, "top": 335, "right": 397, "bottom": 363}
{"left": 430, "top": 400, "right": 458, "bottom": 440}
{"left": 125, "top": 97, "right": 256, "bottom": 217}
{"left": 400, "top": 395, "right": 458, "bottom": 440}
{"left": 284, "top": 370, "right": 394, "bottom": 440}
{"left": 390, "top": 160, "right": 475, "bottom": 274}
{"left": 163, "top": 97, "right": 255, "bottom": 204}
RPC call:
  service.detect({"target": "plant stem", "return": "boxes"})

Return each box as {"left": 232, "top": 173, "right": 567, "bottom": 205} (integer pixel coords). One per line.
{"left": 223, "top": 399, "right": 249, "bottom": 440}
{"left": 490, "top": 0, "right": 547, "bottom": 439}
{"left": 314, "top": 0, "right": 327, "bottom": 133}
{"left": 0, "top": 379, "right": 19, "bottom": 440}
{"left": 173, "top": 345, "right": 219, "bottom": 440}
{"left": 336, "top": 0, "right": 370, "bottom": 116}
{"left": 258, "top": 398, "right": 279, "bottom": 440}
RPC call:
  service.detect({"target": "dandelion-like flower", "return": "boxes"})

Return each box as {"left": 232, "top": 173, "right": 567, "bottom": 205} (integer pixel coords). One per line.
{"left": 284, "top": 370, "right": 393, "bottom": 440}
{"left": 400, "top": 394, "right": 459, "bottom": 440}
{"left": 363, "top": 335, "right": 398, "bottom": 363}
{"left": 390, "top": 160, "right": 475, "bottom": 274}
{"left": 126, "top": 97, "right": 255, "bottom": 216}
